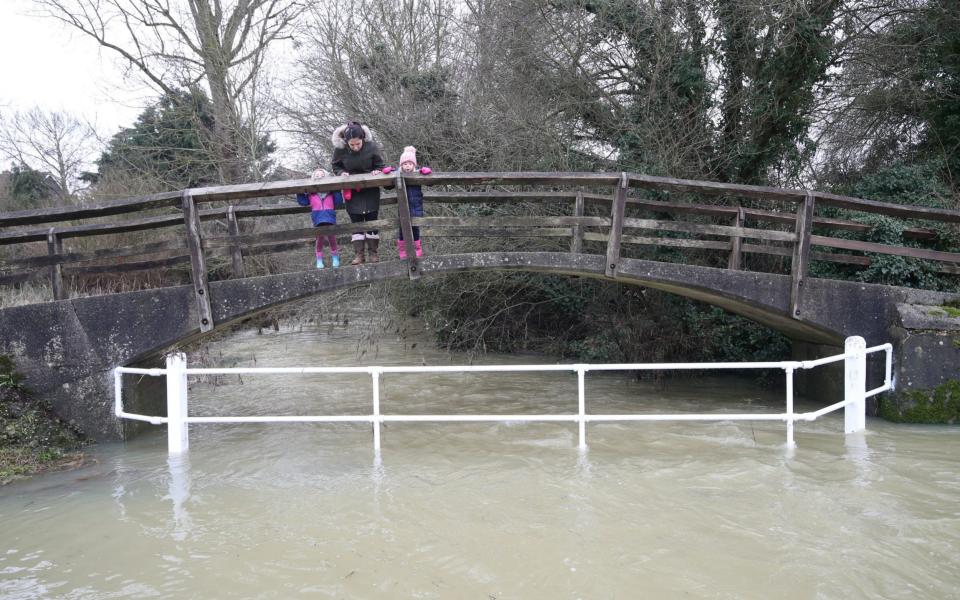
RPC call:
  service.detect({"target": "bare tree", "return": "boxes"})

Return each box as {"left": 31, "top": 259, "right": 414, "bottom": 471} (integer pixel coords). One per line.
{"left": 0, "top": 107, "right": 97, "bottom": 201}
{"left": 34, "top": 0, "right": 305, "bottom": 183}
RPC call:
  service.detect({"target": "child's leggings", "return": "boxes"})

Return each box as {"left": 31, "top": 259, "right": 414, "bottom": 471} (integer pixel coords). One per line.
{"left": 315, "top": 227, "right": 338, "bottom": 256}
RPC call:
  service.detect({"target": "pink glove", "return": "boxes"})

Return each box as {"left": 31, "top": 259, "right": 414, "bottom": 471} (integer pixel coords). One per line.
{"left": 382, "top": 166, "right": 394, "bottom": 175}
{"left": 343, "top": 189, "right": 352, "bottom": 201}
{"left": 420, "top": 166, "right": 432, "bottom": 175}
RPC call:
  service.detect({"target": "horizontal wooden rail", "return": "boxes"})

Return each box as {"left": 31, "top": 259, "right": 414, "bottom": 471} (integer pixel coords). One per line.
{"left": 1, "top": 191, "right": 939, "bottom": 247}
{"left": 0, "top": 238, "right": 189, "bottom": 270}
{"left": 204, "top": 220, "right": 397, "bottom": 249}
{"left": 3, "top": 171, "right": 957, "bottom": 229}
{"left": 811, "top": 235, "right": 960, "bottom": 264}
{"left": 621, "top": 218, "right": 797, "bottom": 243}
{"left": 0, "top": 191, "right": 182, "bottom": 227}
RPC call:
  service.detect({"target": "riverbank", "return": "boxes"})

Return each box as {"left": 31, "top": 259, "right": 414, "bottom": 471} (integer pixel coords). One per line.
{"left": 0, "top": 355, "right": 87, "bottom": 485}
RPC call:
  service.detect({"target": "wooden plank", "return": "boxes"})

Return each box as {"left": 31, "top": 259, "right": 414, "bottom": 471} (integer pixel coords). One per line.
{"left": 728, "top": 207, "right": 744, "bottom": 271}
{"left": 0, "top": 269, "right": 46, "bottom": 286}
{"left": 790, "top": 191, "right": 816, "bottom": 319}
{"left": 62, "top": 254, "right": 194, "bottom": 276}
{"left": 814, "top": 191, "right": 960, "bottom": 223}
{"left": 413, "top": 216, "right": 608, "bottom": 228}
{"left": 0, "top": 190, "right": 182, "bottom": 227}
{"left": 206, "top": 219, "right": 397, "bottom": 250}
{"left": 584, "top": 232, "right": 731, "bottom": 251}
{"left": 741, "top": 207, "right": 937, "bottom": 240}
{"left": 0, "top": 238, "right": 189, "bottom": 269}
{"left": 605, "top": 173, "right": 629, "bottom": 278}
{"left": 420, "top": 191, "right": 580, "bottom": 203}
{"left": 226, "top": 205, "right": 245, "bottom": 279}
{"left": 402, "top": 172, "right": 622, "bottom": 187}
{"left": 191, "top": 173, "right": 395, "bottom": 203}
{"left": 621, "top": 218, "right": 797, "bottom": 243}
{"left": 422, "top": 227, "right": 571, "bottom": 238}
{"left": 395, "top": 175, "right": 420, "bottom": 280}
{"left": 810, "top": 235, "right": 960, "bottom": 264}
{"left": 182, "top": 190, "right": 214, "bottom": 332}
{"left": 47, "top": 229, "right": 66, "bottom": 301}
{"left": 629, "top": 173, "right": 806, "bottom": 202}
{"left": 571, "top": 191, "right": 585, "bottom": 254}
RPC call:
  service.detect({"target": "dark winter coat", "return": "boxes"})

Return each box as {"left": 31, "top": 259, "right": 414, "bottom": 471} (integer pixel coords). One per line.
{"left": 330, "top": 124, "right": 386, "bottom": 215}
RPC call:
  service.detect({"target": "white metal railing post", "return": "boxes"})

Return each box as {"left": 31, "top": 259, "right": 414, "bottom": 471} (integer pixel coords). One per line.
{"left": 166, "top": 353, "right": 189, "bottom": 453}
{"left": 113, "top": 368, "right": 123, "bottom": 417}
{"left": 844, "top": 336, "right": 867, "bottom": 434}
{"left": 885, "top": 346, "right": 894, "bottom": 390}
{"left": 577, "top": 367, "right": 586, "bottom": 450}
{"left": 372, "top": 369, "right": 381, "bottom": 453}
{"left": 785, "top": 367, "right": 796, "bottom": 448}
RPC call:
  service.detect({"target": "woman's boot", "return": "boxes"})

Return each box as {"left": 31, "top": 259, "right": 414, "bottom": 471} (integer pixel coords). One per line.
{"left": 367, "top": 238, "right": 380, "bottom": 263}
{"left": 351, "top": 240, "right": 365, "bottom": 265}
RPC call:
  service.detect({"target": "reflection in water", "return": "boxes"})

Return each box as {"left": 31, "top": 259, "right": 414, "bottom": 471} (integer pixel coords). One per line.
{"left": 166, "top": 454, "right": 192, "bottom": 541}
{"left": 1, "top": 312, "right": 958, "bottom": 599}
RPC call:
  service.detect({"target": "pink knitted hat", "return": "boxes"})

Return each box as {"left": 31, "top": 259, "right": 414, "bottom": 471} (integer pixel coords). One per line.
{"left": 398, "top": 146, "right": 417, "bottom": 167}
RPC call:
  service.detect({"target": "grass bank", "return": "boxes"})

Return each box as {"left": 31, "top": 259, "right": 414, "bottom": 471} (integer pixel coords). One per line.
{"left": 1, "top": 356, "right": 87, "bottom": 485}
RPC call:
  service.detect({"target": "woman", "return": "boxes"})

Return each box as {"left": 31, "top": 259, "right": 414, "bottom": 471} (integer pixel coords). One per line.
{"left": 331, "top": 121, "right": 385, "bottom": 264}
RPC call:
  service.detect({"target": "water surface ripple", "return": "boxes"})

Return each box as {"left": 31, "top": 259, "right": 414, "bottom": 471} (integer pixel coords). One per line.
{"left": 2, "top": 314, "right": 958, "bottom": 598}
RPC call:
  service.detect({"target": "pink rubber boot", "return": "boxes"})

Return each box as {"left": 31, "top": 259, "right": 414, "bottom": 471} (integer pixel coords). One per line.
{"left": 414, "top": 239, "right": 424, "bottom": 258}
{"left": 397, "top": 239, "right": 407, "bottom": 259}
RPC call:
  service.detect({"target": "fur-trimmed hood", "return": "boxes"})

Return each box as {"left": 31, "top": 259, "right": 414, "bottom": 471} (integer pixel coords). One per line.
{"left": 331, "top": 123, "right": 375, "bottom": 149}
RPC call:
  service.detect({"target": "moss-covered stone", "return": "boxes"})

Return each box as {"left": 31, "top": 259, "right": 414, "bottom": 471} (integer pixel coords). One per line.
{"left": 1, "top": 355, "right": 87, "bottom": 484}
{"left": 878, "top": 379, "right": 960, "bottom": 424}
{"left": 941, "top": 305, "right": 960, "bottom": 318}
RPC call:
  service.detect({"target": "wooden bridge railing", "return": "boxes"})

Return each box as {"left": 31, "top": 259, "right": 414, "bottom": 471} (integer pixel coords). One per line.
{"left": 1, "top": 172, "right": 958, "bottom": 332}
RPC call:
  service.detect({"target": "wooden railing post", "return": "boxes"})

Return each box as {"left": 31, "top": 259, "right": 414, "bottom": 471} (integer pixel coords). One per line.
{"left": 395, "top": 175, "right": 421, "bottom": 281}
{"left": 790, "top": 190, "right": 816, "bottom": 319}
{"left": 181, "top": 190, "right": 214, "bottom": 332}
{"left": 226, "top": 205, "right": 245, "bottom": 279}
{"left": 46, "top": 228, "right": 65, "bottom": 301}
{"left": 570, "top": 191, "right": 585, "bottom": 254}
{"left": 605, "top": 173, "right": 629, "bottom": 278}
{"left": 728, "top": 206, "right": 744, "bottom": 270}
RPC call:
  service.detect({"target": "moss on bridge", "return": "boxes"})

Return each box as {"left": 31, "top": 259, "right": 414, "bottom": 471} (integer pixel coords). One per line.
{"left": 0, "top": 355, "right": 87, "bottom": 485}
{"left": 879, "top": 379, "right": 960, "bottom": 424}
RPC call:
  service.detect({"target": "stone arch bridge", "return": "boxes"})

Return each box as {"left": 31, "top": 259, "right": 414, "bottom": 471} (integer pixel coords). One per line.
{"left": 1, "top": 172, "right": 958, "bottom": 439}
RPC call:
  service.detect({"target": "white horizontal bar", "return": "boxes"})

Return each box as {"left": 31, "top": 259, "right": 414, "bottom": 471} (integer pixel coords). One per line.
{"left": 183, "top": 362, "right": 803, "bottom": 376}
{"left": 586, "top": 413, "right": 790, "bottom": 422}
{"left": 865, "top": 383, "right": 891, "bottom": 398}
{"left": 118, "top": 410, "right": 166, "bottom": 425}
{"left": 129, "top": 412, "right": 800, "bottom": 425}
{"left": 583, "top": 362, "right": 800, "bottom": 371}
{"left": 115, "top": 367, "right": 166, "bottom": 376}
{"left": 799, "top": 353, "right": 854, "bottom": 369}
{"left": 186, "top": 415, "right": 374, "bottom": 423}
{"left": 865, "top": 343, "right": 892, "bottom": 354}
{"left": 184, "top": 366, "right": 375, "bottom": 375}
{"left": 800, "top": 397, "right": 855, "bottom": 420}
{"left": 379, "top": 414, "right": 578, "bottom": 422}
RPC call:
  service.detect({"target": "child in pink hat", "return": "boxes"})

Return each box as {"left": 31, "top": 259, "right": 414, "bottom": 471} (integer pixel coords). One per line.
{"left": 383, "top": 146, "right": 431, "bottom": 258}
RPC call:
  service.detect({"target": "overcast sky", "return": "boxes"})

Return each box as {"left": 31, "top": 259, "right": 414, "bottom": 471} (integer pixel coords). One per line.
{"left": 0, "top": 0, "right": 150, "bottom": 138}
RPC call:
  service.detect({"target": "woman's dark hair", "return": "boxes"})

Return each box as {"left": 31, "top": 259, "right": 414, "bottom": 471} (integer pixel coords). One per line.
{"left": 343, "top": 121, "right": 366, "bottom": 141}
